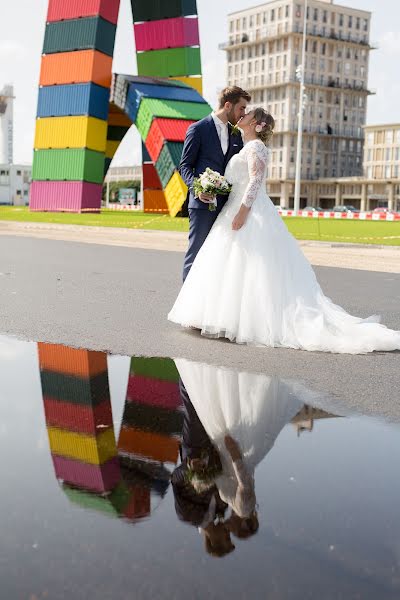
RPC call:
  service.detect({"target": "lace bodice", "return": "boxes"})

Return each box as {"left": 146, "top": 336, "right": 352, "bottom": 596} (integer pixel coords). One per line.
{"left": 225, "top": 139, "right": 270, "bottom": 208}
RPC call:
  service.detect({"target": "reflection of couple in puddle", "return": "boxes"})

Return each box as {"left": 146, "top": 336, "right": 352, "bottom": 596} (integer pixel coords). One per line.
{"left": 172, "top": 359, "right": 321, "bottom": 557}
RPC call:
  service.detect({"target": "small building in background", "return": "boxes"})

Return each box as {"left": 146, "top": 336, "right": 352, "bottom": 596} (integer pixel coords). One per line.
{"left": 0, "top": 164, "right": 32, "bottom": 206}
{"left": 363, "top": 124, "right": 400, "bottom": 181}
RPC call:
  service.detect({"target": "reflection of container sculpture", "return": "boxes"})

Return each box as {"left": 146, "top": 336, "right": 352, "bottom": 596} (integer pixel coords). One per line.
{"left": 39, "top": 344, "right": 183, "bottom": 522}
{"left": 38, "top": 344, "right": 121, "bottom": 496}
{"left": 30, "top": 0, "right": 211, "bottom": 215}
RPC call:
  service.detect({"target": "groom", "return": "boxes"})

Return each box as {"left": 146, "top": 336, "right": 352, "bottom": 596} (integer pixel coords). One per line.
{"left": 179, "top": 86, "right": 251, "bottom": 281}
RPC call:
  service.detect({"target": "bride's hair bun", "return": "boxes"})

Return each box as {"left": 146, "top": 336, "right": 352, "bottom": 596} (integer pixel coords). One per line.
{"left": 253, "top": 108, "right": 275, "bottom": 145}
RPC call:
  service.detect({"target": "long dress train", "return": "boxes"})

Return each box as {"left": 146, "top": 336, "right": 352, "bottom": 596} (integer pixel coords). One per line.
{"left": 168, "top": 140, "right": 400, "bottom": 354}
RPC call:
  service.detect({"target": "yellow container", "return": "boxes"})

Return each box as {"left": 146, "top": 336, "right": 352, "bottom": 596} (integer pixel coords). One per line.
{"left": 47, "top": 427, "right": 117, "bottom": 465}
{"left": 170, "top": 76, "right": 203, "bottom": 95}
{"left": 35, "top": 116, "right": 107, "bottom": 152}
{"left": 164, "top": 171, "right": 188, "bottom": 217}
{"left": 105, "top": 140, "right": 120, "bottom": 159}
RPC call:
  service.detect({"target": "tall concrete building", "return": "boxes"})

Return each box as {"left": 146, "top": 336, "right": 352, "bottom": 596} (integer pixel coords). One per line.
{"left": 222, "top": 0, "right": 374, "bottom": 207}
{"left": 0, "top": 85, "right": 14, "bottom": 165}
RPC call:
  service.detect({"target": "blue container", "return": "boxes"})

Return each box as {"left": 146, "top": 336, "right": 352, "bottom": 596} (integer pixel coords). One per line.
{"left": 125, "top": 85, "right": 142, "bottom": 123}
{"left": 132, "top": 83, "right": 206, "bottom": 104}
{"left": 37, "top": 83, "right": 110, "bottom": 120}
{"left": 142, "top": 143, "right": 151, "bottom": 163}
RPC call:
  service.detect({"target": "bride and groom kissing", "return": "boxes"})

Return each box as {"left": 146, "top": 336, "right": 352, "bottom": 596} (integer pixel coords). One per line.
{"left": 168, "top": 86, "right": 400, "bottom": 355}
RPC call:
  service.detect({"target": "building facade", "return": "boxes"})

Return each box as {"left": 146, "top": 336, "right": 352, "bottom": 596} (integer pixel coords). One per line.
{"left": 223, "top": 0, "right": 374, "bottom": 207}
{"left": 0, "top": 164, "right": 31, "bottom": 206}
{"left": 363, "top": 124, "right": 400, "bottom": 181}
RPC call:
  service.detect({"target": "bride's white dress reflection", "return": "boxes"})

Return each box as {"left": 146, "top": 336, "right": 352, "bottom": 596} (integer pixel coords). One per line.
{"left": 175, "top": 359, "right": 322, "bottom": 519}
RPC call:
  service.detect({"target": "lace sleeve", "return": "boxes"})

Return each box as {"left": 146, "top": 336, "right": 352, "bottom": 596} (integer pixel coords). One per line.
{"left": 242, "top": 141, "right": 269, "bottom": 208}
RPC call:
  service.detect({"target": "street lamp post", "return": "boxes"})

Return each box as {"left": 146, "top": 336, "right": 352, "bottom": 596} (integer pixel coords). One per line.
{"left": 294, "top": 0, "right": 308, "bottom": 213}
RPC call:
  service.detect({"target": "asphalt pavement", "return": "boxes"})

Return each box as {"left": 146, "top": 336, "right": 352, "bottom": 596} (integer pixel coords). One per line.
{"left": 1, "top": 235, "right": 399, "bottom": 423}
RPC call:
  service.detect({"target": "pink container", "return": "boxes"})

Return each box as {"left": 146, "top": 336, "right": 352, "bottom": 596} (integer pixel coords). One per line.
{"left": 30, "top": 181, "right": 102, "bottom": 213}
{"left": 134, "top": 17, "right": 200, "bottom": 52}
{"left": 52, "top": 454, "right": 121, "bottom": 493}
{"left": 127, "top": 375, "right": 181, "bottom": 410}
{"left": 47, "top": 0, "right": 120, "bottom": 25}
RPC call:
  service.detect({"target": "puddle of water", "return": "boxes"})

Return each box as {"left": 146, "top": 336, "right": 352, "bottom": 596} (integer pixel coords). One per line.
{"left": 0, "top": 335, "right": 399, "bottom": 599}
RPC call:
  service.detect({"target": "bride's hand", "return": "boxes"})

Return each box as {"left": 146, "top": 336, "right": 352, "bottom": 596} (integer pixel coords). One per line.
{"left": 232, "top": 205, "right": 250, "bottom": 230}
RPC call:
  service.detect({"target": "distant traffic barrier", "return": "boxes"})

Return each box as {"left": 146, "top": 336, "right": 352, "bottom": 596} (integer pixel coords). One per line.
{"left": 278, "top": 210, "right": 400, "bottom": 221}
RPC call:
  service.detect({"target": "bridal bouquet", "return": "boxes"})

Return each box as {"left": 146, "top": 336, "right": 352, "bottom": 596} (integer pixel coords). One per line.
{"left": 193, "top": 168, "right": 232, "bottom": 211}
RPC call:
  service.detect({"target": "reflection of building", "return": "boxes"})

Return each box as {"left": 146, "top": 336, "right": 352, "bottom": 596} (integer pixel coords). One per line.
{"left": 222, "top": 0, "right": 379, "bottom": 208}
{"left": 38, "top": 344, "right": 182, "bottom": 523}
{"left": 0, "top": 164, "right": 31, "bottom": 206}
{"left": 292, "top": 405, "right": 341, "bottom": 436}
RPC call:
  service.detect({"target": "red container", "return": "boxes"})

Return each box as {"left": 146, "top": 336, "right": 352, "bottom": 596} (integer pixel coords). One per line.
{"left": 52, "top": 454, "right": 121, "bottom": 493}
{"left": 146, "top": 118, "right": 195, "bottom": 162}
{"left": 127, "top": 375, "right": 181, "bottom": 410}
{"left": 122, "top": 485, "right": 151, "bottom": 520}
{"left": 47, "top": 0, "right": 120, "bottom": 25}
{"left": 43, "top": 396, "right": 113, "bottom": 435}
{"left": 30, "top": 181, "right": 102, "bottom": 212}
{"left": 143, "top": 163, "right": 162, "bottom": 189}
{"left": 134, "top": 16, "right": 200, "bottom": 52}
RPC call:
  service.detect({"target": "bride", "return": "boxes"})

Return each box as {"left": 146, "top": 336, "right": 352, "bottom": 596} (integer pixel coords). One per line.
{"left": 168, "top": 108, "right": 400, "bottom": 354}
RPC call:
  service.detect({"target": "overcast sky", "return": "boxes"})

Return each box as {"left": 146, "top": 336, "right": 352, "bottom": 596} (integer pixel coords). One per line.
{"left": 1, "top": 0, "right": 399, "bottom": 166}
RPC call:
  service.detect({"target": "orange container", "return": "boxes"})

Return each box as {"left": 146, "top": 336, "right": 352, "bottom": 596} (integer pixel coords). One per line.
{"left": 143, "top": 189, "right": 168, "bottom": 213}
{"left": 118, "top": 426, "right": 179, "bottom": 464}
{"left": 40, "top": 50, "right": 112, "bottom": 88}
{"left": 38, "top": 343, "right": 108, "bottom": 378}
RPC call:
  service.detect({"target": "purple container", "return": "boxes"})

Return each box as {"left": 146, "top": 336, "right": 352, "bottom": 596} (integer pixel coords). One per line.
{"left": 134, "top": 16, "right": 200, "bottom": 52}
{"left": 52, "top": 454, "right": 121, "bottom": 493}
{"left": 30, "top": 181, "right": 102, "bottom": 213}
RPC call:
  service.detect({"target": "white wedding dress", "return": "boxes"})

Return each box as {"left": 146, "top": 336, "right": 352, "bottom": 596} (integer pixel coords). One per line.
{"left": 175, "top": 359, "right": 313, "bottom": 517}
{"left": 168, "top": 139, "right": 400, "bottom": 354}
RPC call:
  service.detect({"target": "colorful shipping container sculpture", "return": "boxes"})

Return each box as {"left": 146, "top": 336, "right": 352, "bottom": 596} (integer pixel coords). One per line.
{"left": 38, "top": 343, "right": 183, "bottom": 523}
{"left": 30, "top": 0, "right": 211, "bottom": 216}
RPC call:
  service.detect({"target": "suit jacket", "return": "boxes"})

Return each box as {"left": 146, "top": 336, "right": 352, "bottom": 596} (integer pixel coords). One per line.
{"left": 179, "top": 115, "right": 244, "bottom": 211}
{"left": 172, "top": 379, "right": 226, "bottom": 527}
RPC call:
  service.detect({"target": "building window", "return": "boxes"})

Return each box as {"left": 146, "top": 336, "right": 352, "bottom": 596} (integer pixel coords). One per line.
{"left": 348, "top": 15, "right": 353, "bottom": 28}
{"left": 313, "top": 8, "right": 318, "bottom": 21}
{"left": 356, "top": 17, "right": 360, "bottom": 30}
{"left": 323, "top": 10, "right": 327, "bottom": 23}
{"left": 363, "top": 19, "right": 368, "bottom": 32}
{"left": 271, "top": 9, "right": 275, "bottom": 21}
{"left": 285, "top": 5, "right": 289, "bottom": 18}
{"left": 16, "top": 170, "right": 21, "bottom": 176}
{"left": 386, "top": 166, "right": 391, "bottom": 178}
{"left": 386, "top": 130, "right": 393, "bottom": 144}
{"left": 229, "top": 21, "right": 234, "bottom": 33}
{"left": 339, "top": 14, "right": 344, "bottom": 27}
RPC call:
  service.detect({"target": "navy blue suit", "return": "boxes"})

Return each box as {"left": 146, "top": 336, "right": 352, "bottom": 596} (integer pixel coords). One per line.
{"left": 179, "top": 115, "right": 243, "bottom": 281}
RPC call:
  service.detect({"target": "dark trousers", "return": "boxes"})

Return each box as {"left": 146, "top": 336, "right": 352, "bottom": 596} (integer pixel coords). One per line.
{"left": 183, "top": 208, "right": 219, "bottom": 282}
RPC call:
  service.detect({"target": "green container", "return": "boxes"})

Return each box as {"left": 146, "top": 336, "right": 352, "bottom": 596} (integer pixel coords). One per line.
{"left": 137, "top": 47, "right": 201, "bottom": 78}
{"left": 136, "top": 98, "right": 210, "bottom": 139}
{"left": 130, "top": 357, "right": 179, "bottom": 382}
{"left": 63, "top": 485, "right": 119, "bottom": 517}
{"left": 131, "top": 0, "right": 197, "bottom": 22}
{"left": 32, "top": 149, "right": 105, "bottom": 184}
{"left": 156, "top": 142, "right": 184, "bottom": 188}
{"left": 43, "top": 17, "right": 116, "bottom": 57}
